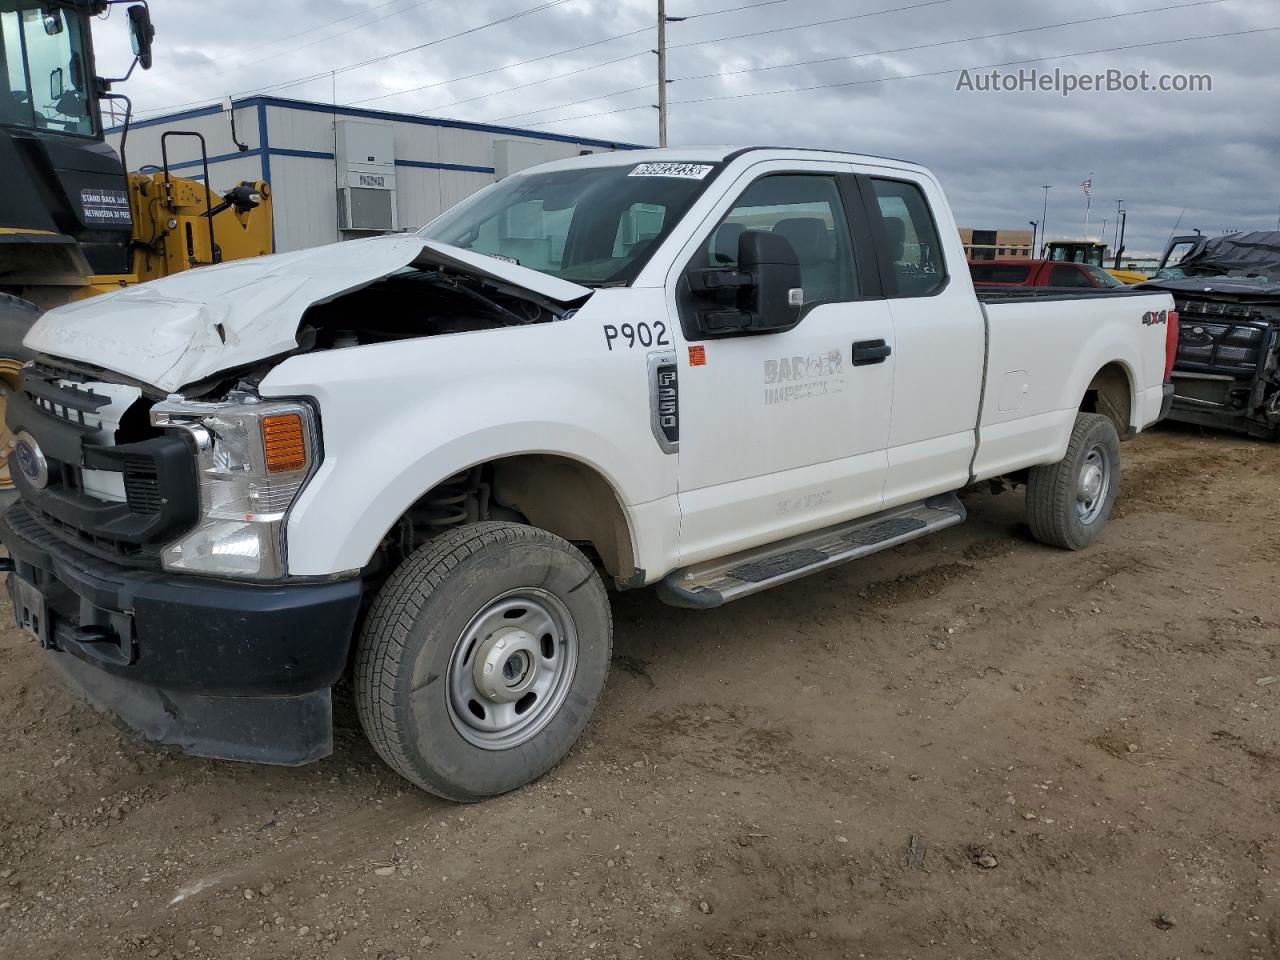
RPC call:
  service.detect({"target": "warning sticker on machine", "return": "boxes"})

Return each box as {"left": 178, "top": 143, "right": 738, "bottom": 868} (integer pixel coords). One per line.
{"left": 628, "top": 162, "right": 714, "bottom": 180}
{"left": 80, "top": 187, "right": 132, "bottom": 225}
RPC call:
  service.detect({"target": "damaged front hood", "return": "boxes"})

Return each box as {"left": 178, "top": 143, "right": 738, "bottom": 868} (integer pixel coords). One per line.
{"left": 24, "top": 235, "right": 592, "bottom": 393}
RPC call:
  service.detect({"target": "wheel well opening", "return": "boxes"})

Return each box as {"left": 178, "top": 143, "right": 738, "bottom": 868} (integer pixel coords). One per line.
{"left": 370, "top": 455, "right": 636, "bottom": 585}
{"left": 490, "top": 455, "right": 636, "bottom": 581}
{"left": 1081, "top": 362, "right": 1133, "bottom": 438}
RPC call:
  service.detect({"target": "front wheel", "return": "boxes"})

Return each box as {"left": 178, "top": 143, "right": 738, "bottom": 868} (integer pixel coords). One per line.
{"left": 0, "top": 293, "right": 39, "bottom": 512}
{"left": 1025, "top": 412, "right": 1120, "bottom": 550}
{"left": 354, "top": 522, "right": 613, "bottom": 801}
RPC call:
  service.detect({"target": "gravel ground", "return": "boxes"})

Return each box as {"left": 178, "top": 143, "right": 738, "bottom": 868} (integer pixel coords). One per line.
{"left": 0, "top": 424, "right": 1276, "bottom": 960}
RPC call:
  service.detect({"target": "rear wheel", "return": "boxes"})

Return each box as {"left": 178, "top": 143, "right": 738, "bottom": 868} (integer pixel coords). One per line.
{"left": 354, "top": 521, "right": 612, "bottom": 801}
{"left": 1025, "top": 412, "right": 1120, "bottom": 550}
{"left": 0, "top": 294, "right": 39, "bottom": 511}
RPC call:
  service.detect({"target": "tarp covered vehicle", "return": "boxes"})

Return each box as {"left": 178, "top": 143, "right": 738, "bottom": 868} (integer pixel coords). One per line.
{"left": 1139, "top": 232, "right": 1280, "bottom": 439}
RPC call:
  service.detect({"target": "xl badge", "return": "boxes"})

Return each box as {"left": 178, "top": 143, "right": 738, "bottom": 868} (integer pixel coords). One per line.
{"left": 13, "top": 431, "right": 48, "bottom": 489}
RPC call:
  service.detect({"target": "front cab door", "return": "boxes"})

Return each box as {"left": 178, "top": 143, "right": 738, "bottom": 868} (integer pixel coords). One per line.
{"left": 669, "top": 163, "right": 896, "bottom": 566}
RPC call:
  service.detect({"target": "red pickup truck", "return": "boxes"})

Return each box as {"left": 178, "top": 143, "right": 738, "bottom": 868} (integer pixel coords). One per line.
{"left": 970, "top": 259, "right": 1125, "bottom": 289}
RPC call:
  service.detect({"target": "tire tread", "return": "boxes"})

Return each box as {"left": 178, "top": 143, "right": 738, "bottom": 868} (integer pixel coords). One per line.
{"left": 354, "top": 522, "right": 609, "bottom": 801}
{"left": 1025, "top": 412, "right": 1117, "bottom": 550}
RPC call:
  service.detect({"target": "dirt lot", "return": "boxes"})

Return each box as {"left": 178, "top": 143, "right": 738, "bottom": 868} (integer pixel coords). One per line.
{"left": 0, "top": 425, "right": 1277, "bottom": 960}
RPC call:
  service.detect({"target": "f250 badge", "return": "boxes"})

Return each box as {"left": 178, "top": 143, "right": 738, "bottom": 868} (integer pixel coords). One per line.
{"left": 1141, "top": 309, "right": 1169, "bottom": 326}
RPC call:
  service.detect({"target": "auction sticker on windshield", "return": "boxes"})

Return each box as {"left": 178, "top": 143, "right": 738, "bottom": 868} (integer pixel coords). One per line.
{"left": 629, "top": 162, "right": 715, "bottom": 179}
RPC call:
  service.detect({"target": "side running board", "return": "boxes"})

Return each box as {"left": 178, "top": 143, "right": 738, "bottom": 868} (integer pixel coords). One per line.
{"left": 657, "top": 493, "right": 966, "bottom": 609}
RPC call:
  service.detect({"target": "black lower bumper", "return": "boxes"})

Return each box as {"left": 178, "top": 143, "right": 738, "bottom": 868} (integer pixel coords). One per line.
{"left": 1158, "top": 381, "right": 1176, "bottom": 423}
{"left": 0, "top": 504, "right": 363, "bottom": 765}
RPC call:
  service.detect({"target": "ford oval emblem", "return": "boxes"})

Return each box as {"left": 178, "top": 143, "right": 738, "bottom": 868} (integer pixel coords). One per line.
{"left": 13, "top": 431, "right": 48, "bottom": 489}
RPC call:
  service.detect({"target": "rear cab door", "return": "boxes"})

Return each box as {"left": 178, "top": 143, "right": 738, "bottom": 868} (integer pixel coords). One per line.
{"left": 662, "top": 159, "right": 896, "bottom": 566}
{"left": 857, "top": 169, "right": 986, "bottom": 509}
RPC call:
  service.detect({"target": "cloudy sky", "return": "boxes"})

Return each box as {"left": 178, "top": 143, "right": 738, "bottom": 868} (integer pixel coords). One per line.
{"left": 91, "top": 0, "right": 1279, "bottom": 255}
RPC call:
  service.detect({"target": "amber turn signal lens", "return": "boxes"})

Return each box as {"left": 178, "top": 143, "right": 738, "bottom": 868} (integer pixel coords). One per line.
{"left": 262, "top": 413, "right": 307, "bottom": 473}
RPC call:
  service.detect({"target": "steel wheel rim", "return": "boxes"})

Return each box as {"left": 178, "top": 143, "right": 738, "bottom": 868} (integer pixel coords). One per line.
{"left": 0, "top": 358, "right": 25, "bottom": 491}
{"left": 1075, "top": 444, "right": 1111, "bottom": 524}
{"left": 446, "top": 587, "right": 579, "bottom": 750}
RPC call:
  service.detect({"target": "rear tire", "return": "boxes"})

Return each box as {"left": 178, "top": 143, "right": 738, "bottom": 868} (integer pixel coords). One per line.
{"left": 354, "top": 521, "right": 612, "bottom": 802}
{"left": 0, "top": 294, "right": 39, "bottom": 510}
{"left": 1026, "top": 412, "right": 1120, "bottom": 550}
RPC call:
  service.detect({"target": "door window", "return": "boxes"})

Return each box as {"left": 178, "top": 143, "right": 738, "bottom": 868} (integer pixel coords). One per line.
{"left": 0, "top": 5, "right": 93, "bottom": 135}
{"left": 704, "top": 174, "right": 859, "bottom": 304}
{"left": 868, "top": 178, "right": 946, "bottom": 297}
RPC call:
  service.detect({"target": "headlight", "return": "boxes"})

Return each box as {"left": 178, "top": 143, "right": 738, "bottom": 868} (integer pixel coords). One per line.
{"left": 150, "top": 394, "right": 319, "bottom": 579}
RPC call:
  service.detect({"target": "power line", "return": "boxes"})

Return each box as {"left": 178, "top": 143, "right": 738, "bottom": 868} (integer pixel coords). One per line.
{"left": 244, "top": 0, "right": 580, "bottom": 97}
{"left": 135, "top": 0, "right": 437, "bottom": 112}
{"left": 349, "top": 31, "right": 650, "bottom": 106}
{"left": 465, "top": 0, "right": 967, "bottom": 123}
{"left": 677, "top": 25, "right": 1279, "bottom": 104}
{"left": 488, "top": 0, "right": 1224, "bottom": 125}
{"left": 516, "top": 25, "right": 1279, "bottom": 127}
{"left": 493, "top": 83, "right": 653, "bottom": 123}
{"left": 349, "top": 0, "right": 797, "bottom": 111}
{"left": 206, "top": 0, "right": 442, "bottom": 79}
{"left": 666, "top": 0, "right": 966, "bottom": 50}
{"left": 682, "top": 0, "right": 795, "bottom": 18}
{"left": 425, "top": 51, "right": 651, "bottom": 114}
{"left": 136, "top": 0, "right": 579, "bottom": 116}
{"left": 670, "top": 0, "right": 1229, "bottom": 83}
{"left": 206, "top": 0, "right": 428, "bottom": 73}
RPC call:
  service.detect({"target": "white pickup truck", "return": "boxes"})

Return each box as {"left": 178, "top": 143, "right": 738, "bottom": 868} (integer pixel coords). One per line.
{"left": 1, "top": 147, "right": 1177, "bottom": 800}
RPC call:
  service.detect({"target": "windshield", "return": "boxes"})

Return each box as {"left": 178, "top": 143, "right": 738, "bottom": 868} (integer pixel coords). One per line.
{"left": 419, "top": 161, "right": 718, "bottom": 286}
{"left": 0, "top": 2, "right": 94, "bottom": 136}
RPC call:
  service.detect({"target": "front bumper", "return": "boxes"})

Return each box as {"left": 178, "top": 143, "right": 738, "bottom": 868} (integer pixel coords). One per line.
{"left": 0, "top": 504, "right": 363, "bottom": 765}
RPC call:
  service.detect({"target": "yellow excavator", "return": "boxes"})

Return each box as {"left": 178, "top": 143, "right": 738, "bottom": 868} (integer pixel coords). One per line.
{"left": 1, "top": 1, "right": 273, "bottom": 498}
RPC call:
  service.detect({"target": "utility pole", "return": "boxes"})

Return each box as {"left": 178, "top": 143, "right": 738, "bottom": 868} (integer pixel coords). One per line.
{"left": 1029, "top": 220, "right": 1039, "bottom": 257}
{"left": 1114, "top": 199, "right": 1123, "bottom": 249}
{"left": 657, "top": 0, "right": 668, "bottom": 147}
{"left": 655, "top": 1, "right": 686, "bottom": 147}
{"left": 1040, "top": 185, "right": 1051, "bottom": 256}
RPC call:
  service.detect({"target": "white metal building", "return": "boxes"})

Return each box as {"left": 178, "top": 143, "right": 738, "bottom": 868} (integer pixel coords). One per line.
{"left": 108, "top": 95, "right": 642, "bottom": 253}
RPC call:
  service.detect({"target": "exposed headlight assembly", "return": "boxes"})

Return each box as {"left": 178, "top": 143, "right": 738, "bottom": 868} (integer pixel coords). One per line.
{"left": 151, "top": 394, "right": 319, "bottom": 580}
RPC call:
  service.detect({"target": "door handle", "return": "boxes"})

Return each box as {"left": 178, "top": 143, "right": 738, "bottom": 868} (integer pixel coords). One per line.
{"left": 852, "top": 339, "right": 892, "bottom": 366}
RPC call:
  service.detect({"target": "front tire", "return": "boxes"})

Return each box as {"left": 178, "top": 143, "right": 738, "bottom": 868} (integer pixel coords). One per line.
{"left": 1025, "top": 412, "right": 1120, "bottom": 550}
{"left": 354, "top": 521, "right": 613, "bottom": 801}
{"left": 0, "top": 293, "right": 39, "bottom": 511}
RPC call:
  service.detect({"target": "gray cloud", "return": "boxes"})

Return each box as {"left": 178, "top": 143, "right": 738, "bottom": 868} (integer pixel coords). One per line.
{"left": 94, "top": 0, "right": 1280, "bottom": 253}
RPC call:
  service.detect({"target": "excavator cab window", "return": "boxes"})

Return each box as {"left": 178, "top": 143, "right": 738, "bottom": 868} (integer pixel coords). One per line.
{"left": 0, "top": 2, "right": 94, "bottom": 136}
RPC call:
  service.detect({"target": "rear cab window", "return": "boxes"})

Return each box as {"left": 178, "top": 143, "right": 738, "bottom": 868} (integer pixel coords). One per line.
{"left": 867, "top": 178, "right": 947, "bottom": 297}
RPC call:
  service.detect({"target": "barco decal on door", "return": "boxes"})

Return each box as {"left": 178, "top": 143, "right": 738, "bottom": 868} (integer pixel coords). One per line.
{"left": 763, "top": 350, "right": 845, "bottom": 405}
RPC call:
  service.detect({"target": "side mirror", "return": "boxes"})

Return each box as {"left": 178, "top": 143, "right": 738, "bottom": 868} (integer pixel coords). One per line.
{"left": 687, "top": 229, "right": 803, "bottom": 335}
{"left": 128, "top": 4, "right": 155, "bottom": 70}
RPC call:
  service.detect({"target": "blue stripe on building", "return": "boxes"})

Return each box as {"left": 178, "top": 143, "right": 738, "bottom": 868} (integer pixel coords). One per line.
{"left": 110, "top": 94, "right": 647, "bottom": 152}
